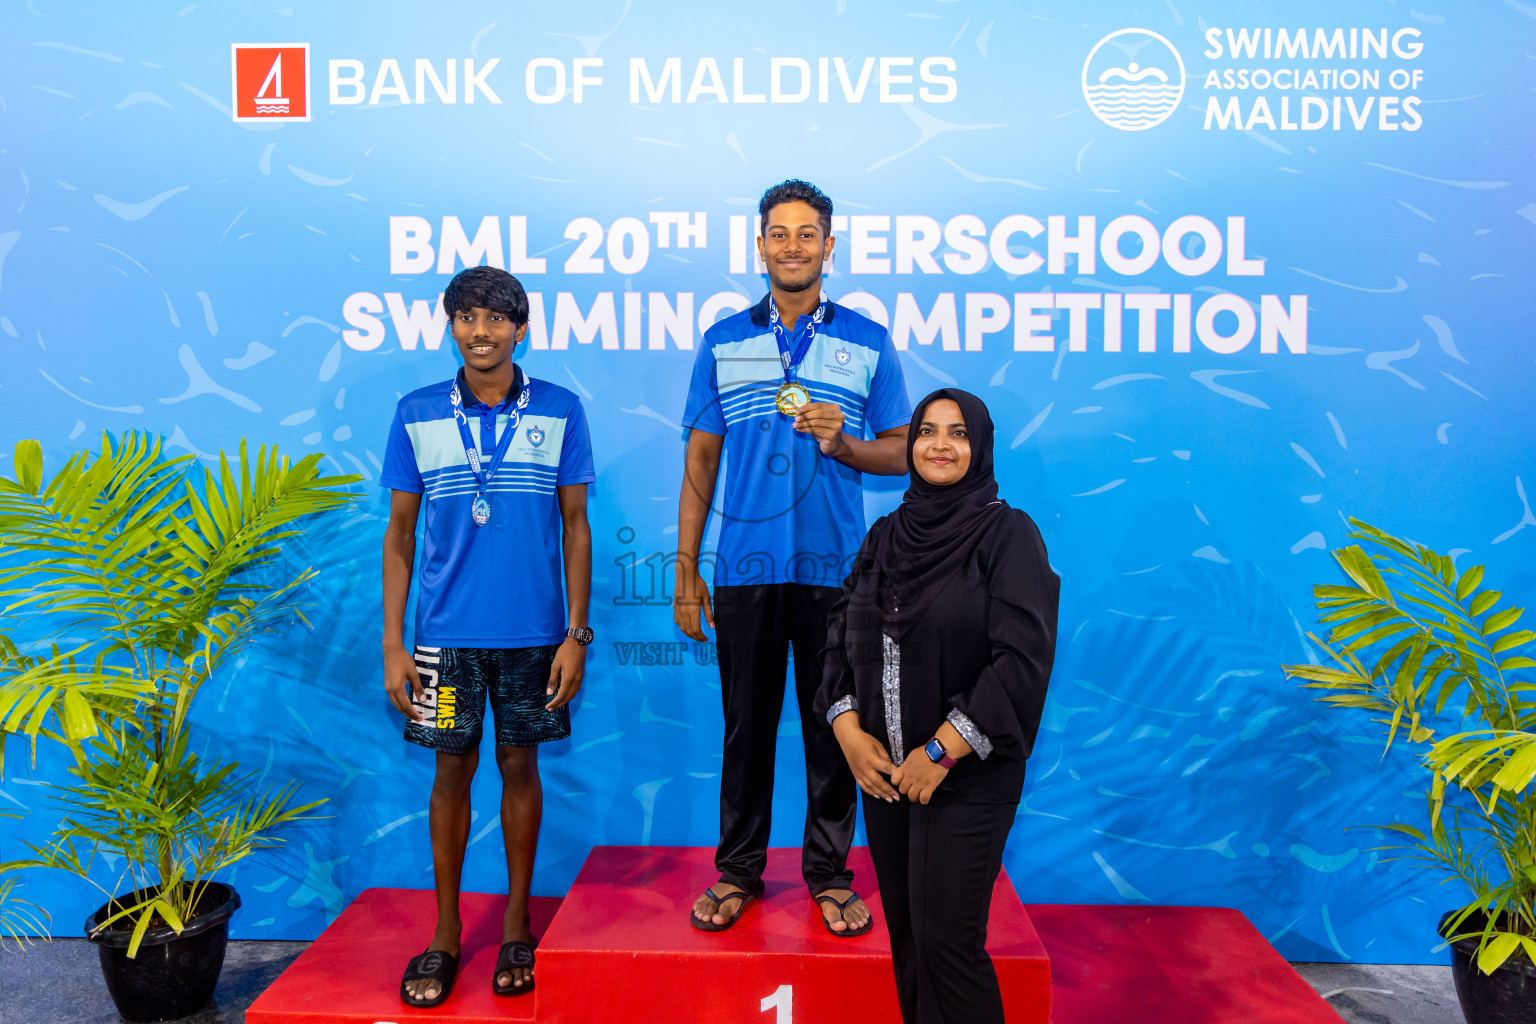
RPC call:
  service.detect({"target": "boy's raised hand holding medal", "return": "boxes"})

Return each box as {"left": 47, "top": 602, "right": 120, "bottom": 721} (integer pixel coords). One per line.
{"left": 792, "top": 400, "right": 849, "bottom": 457}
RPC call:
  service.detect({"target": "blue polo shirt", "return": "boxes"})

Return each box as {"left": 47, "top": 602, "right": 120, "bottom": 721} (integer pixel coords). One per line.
{"left": 683, "top": 294, "right": 911, "bottom": 587}
{"left": 380, "top": 367, "right": 595, "bottom": 648}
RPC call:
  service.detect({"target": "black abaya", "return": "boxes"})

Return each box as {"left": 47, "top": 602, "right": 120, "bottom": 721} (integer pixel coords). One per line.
{"left": 816, "top": 501, "right": 1059, "bottom": 1024}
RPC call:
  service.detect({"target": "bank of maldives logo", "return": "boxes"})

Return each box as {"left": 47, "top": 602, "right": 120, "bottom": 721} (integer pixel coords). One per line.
{"left": 231, "top": 44, "right": 310, "bottom": 122}
{"left": 1082, "top": 29, "right": 1184, "bottom": 131}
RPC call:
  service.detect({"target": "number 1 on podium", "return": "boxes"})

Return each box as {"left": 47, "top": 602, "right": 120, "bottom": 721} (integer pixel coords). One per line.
{"left": 760, "top": 984, "right": 792, "bottom": 1023}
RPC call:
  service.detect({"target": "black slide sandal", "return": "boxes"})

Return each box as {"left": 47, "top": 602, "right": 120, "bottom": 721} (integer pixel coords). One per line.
{"left": 493, "top": 938, "right": 537, "bottom": 996}
{"left": 399, "top": 948, "right": 459, "bottom": 1007}
{"left": 689, "top": 887, "right": 756, "bottom": 932}
{"left": 814, "top": 891, "right": 874, "bottom": 937}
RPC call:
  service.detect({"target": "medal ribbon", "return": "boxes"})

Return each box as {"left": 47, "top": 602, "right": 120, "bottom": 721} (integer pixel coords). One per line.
{"left": 449, "top": 367, "right": 530, "bottom": 505}
{"left": 768, "top": 295, "right": 827, "bottom": 386}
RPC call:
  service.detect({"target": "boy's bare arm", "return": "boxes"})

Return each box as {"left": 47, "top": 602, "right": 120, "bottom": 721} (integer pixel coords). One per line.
{"left": 674, "top": 428, "right": 723, "bottom": 642}
{"left": 547, "top": 483, "right": 591, "bottom": 710}
{"left": 382, "top": 489, "right": 424, "bottom": 720}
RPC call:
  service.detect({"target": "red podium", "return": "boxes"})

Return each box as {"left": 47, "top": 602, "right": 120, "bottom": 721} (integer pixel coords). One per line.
{"left": 245, "top": 889, "right": 561, "bottom": 1023}
{"left": 247, "top": 845, "right": 1343, "bottom": 1023}
{"left": 536, "top": 846, "right": 1050, "bottom": 1024}
{"left": 246, "top": 845, "right": 1048, "bottom": 1024}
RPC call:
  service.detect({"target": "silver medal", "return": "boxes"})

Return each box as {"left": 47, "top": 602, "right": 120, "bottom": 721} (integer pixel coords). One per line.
{"left": 472, "top": 495, "right": 491, "bottom": 527}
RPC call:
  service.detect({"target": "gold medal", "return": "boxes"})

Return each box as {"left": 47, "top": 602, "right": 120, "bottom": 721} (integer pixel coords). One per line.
{"left": 775, "top": 381, "right": 810, "bottom": 415}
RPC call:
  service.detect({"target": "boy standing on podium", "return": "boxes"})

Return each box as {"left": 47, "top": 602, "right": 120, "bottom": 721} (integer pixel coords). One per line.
{"left": 674, "top": 179, "right": 912, "bottom": 936}
{"left": 379, "top": 266, "right": 595, "bottom": 1006}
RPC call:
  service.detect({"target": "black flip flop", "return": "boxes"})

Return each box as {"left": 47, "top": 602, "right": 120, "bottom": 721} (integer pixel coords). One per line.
{"left": 689, "top": 886, "right": 756, "bottom": 932}
{"left": 814, "top": 891, "right": 874, "bottom": 937}
{"left": 492, "top": 938, "right": 537, "bottom": 997}
{"left": 399, "top": 948, "right": 458, "bottom": 1007}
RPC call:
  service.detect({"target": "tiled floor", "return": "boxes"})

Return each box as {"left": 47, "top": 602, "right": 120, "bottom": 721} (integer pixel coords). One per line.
{"left": 0, "top": 940, "right": 1466, "bottom": 1023}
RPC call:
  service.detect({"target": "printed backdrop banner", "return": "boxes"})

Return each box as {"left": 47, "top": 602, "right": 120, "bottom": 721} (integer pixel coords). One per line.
{"left": 2, "top": 1, "right": 1534, "bottom": 964}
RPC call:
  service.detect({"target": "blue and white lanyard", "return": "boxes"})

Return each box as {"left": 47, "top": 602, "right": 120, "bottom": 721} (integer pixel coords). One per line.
{"left": 449, "top": 371, "right": 530, "bottom": 519}
{"left": 768, "top": 296, "right": 827, "bottom": 386}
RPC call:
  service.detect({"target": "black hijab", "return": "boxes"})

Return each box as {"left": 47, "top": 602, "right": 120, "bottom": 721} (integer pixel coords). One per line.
{"left": 862, "top": 388, "right": 1007, "bottom": 641}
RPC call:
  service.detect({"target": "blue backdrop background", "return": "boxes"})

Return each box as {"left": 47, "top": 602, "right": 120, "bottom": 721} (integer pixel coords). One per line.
{"left": 2, "top": 0, "right": 1534, "bottom": 964}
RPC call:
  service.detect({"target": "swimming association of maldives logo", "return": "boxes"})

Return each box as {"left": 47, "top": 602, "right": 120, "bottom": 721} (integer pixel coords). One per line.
{"left": 1082, "top": 29, "right": 1185, "bottom": 131}
{"left": 526, "top": 425, "right": 545, "bottom": 448}
{"left": 231, "top": 43, "right": 310, "bottom": 122}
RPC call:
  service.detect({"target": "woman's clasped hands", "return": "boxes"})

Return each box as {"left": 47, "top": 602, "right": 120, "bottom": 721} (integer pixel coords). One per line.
{"left": 890, "top": 749, "right": 950, "bottom": 806}
{"left": 831, "top": 714, "right": 951, "bottom": 805}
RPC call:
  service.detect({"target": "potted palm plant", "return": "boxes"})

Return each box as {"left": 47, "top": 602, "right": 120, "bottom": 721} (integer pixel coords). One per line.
{"left": 1284, "top": 519, "right": 1535, "bottom": 1024}
{"left": 0, "top": 434, "right": 356, "bottom": 1023}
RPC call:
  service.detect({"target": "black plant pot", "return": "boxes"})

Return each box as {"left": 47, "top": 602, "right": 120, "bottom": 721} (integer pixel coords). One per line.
{"left": 1441, "top": 910, "right": 1536, "bottom": 1024}
{"left": 85, "top": 882, "right": 241, "bottom": 1024}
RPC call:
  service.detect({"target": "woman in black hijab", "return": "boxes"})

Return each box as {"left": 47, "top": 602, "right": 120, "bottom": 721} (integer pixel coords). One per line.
{"left": 816, "top": 389, "right": 1058, "bottom": 1024}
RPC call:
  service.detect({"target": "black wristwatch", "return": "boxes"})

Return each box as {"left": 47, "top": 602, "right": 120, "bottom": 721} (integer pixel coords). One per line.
{"left": 565, "top": 626, "right": 594, "bottom": 646}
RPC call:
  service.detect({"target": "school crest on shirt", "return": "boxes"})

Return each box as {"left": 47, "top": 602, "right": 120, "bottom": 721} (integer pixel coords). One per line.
{"left": 527, "top": 425, "right": 545, "bottom": 447}
{"left": 824, "top": 345, "right": 856, "bottom": 379}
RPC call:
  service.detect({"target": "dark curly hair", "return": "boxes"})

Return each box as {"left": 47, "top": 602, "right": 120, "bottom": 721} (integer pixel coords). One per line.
{"left": 758, "top": 179, "right": 833, "bottom": 237}
{"left": 442, "top": 265, "right": 529, "bottom": 325}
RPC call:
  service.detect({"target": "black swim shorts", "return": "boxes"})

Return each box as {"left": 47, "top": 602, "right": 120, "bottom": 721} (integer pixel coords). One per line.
{"left": 403, "top": 645, "right": 571, "bottom": 753}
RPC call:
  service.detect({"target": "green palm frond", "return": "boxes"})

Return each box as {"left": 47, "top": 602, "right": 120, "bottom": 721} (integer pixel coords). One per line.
{"left": 1429, "top": 730, "right": 1536, "bottom": 812}
{"left": 0, "top": 646, "right": 152, "bottom": 771}
{"left": 0, "top": 873, "right": 51, "bottom": 949}
{"left": 0, "top": 809, "right": 51, "bottom": 948}
{"left": 0, "top": 436, "right": 193, "bottom": 655}
{"left": 166, "top": 442, "right": 355, "bottom": 652}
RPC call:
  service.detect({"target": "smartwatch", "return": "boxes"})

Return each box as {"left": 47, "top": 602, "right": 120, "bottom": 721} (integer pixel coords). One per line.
{"left": 924, "top": 737, "right": 957, "bottom": 769}
{"left": 565, "top": 626, "right": 594, "bottom": 646}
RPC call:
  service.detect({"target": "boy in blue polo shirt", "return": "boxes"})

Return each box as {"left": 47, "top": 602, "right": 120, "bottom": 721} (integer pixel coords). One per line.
{"left": 675, "top": 179, "right": 911, "bottom": 937}
{"left": 380, "top": 266, "right": 594, "bottom": 1007}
